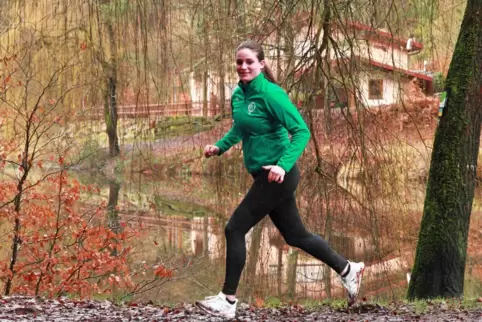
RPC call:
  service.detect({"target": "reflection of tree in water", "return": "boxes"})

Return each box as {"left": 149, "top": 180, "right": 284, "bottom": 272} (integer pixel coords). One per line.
{"left": 240, "top": 219, "right": 266, "bottom": 298}
{"left": 269, "top": 230, "right": 290, "bottom": 297}
{"left": 192, "top": 216, "right": 210, "bottom": 256}
{"left": 203, "top": 216, "right": 209, "bottom": 256}
{"left": 107, "top": 180, "right": 122, "bottom": 256}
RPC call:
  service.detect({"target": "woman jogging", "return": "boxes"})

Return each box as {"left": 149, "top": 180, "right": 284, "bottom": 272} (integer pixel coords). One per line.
{"left": 195, "top": 40, "right": 365, "bottom": 319}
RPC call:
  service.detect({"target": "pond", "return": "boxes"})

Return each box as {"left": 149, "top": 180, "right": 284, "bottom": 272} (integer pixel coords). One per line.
{"left": 73, "top": 166, "right": 482, "bottom": 305}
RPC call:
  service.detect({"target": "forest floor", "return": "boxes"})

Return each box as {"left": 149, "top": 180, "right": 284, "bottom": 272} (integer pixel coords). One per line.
{"left": 1, "top": 295, "right": 481, "bottom": 321}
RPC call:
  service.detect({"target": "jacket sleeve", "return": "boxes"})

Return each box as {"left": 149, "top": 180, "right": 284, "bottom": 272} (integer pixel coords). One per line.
{"left": 214, "top": 122, "right": 242, "bottom": 155}
{"left": 265, "top": 88, "right": 310, "bottom": 172}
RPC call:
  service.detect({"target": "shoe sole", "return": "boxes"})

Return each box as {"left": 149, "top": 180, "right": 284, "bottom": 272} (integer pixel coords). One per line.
{"left": 195, "top": 301, "right": 236, "bottom": 319}
{"left": 348, "top": 266, "right": 365, "bottom": 307}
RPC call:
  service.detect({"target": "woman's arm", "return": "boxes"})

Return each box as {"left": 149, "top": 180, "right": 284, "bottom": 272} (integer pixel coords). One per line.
{"left": 214, "top": 122, "right": 242, "bottom": 155}
{"left": 265, "top": 88, "right": 310, "bottom": 172}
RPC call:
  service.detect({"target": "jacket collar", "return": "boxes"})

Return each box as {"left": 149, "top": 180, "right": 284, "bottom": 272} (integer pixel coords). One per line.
{"left": 239, "top": 72, "right": 265, "bottom": 94}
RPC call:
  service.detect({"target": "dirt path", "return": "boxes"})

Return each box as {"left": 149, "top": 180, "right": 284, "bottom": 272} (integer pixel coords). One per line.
{"left": 1, "top": 296, "right": 481, "bottom": 321}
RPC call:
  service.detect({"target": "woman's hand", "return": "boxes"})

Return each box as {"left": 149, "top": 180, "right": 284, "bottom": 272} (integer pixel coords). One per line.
{"left": 204, "top": 145, "right": 220, "bottom": 158}
{"left": 262, "top": 165, "right": 286, "bottom": 183}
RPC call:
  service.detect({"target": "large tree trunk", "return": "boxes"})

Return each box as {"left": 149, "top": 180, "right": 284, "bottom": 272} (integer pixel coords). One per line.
{"left": 407, "top": 0, "right": 482, "bottom": 299}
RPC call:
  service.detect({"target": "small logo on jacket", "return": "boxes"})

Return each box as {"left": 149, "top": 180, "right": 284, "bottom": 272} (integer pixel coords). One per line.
{"left": 248, "top": 102, "right": 256, "bottom": 114}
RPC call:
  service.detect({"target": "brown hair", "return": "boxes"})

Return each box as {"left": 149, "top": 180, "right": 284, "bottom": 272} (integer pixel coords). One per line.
{"left": 236, "top": 40, "right": 277, "bottom": 84}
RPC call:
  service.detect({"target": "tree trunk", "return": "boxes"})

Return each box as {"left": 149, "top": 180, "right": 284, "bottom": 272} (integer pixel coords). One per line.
{"left": 104, "top": 22, "right": 120, "bottom": 157}
{"left": 323, "top": 42, "right": 332, "bottom": 134}
{"left": 4, "top": 214, "right": 20, "bottom": 296}
{"left": 202, "top": 71, "right": 208, "bottom": 117}
{"left": 323, "top": 210, "right": 333, "bottom": 298}
{"left": 407, "top": 0, "right": 482, "bottom": 299}
{"left": 217, "top": 0, "right": 227, "bottom": 118}
{"left": 234, "top": 0, "right": 245, "bottom": 34}
{"left": 201, "top": 1, "right": 209, "bottom": 118}
{"left": 5, "top": 127, "right": 32, "bottom": 295}
{"left": 219, "top": 62, "right": 226, "bottom": 117}
{"left": 104, "top": 76, "right": 120, "bottom": 157}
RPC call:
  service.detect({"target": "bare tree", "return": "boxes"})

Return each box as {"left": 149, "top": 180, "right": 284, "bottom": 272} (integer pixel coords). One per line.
{"left": 1, "top": 43, "right": 81, "bottom": 297}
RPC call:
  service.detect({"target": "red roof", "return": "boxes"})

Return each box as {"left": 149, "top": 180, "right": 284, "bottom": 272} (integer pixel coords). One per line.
{"left": 338, "top": 21, "right": 424, "bottom": 52}
{"left": 356, "top": 56, "right": 432, "bottom": 81}
{"left": 296, "top": 56, "right": 433, "bottom": 82}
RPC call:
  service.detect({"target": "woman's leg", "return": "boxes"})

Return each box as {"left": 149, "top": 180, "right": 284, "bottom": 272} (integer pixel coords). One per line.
{"left": 269, "top": 192, "right": 365, "bottom": 305}
{"left": 222, "top": 166, "right": 301, "bottom": 295}
{"left": 268, "top": 195, "right": 348, "bottom": 274}
{"left": 221, "top": 195, "right": 267, "bottom": 295}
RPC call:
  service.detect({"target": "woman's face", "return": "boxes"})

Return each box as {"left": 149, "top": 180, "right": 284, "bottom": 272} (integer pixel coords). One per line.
{"left": 236, "top": 48, "right": 265, "bottom": 83}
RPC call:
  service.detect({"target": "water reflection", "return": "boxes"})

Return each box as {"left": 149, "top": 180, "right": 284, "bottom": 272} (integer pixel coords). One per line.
{"left": 107, "top": 180, "right": 122, "bottom": 256}
{"left": 188, "top": 215, "right": 410, "bottom": 300}
{"left": 75, "top": 170, "right": 482, "bottom": 303}
{"left": 107, "top": 180, "right": 122, "bottom": 233}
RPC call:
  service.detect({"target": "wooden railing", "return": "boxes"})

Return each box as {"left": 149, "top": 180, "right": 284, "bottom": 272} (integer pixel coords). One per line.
{"left": 79, "top": 101, "right": 231, "bottom": 120}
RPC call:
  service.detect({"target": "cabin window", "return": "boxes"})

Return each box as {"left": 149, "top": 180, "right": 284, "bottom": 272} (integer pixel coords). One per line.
{"left": 329, "top": 86, "right": 349, "bottom": 108}
{"left": 368, "top": 79, "right": 383, "bottom": 100}
{"left": 373, "top": 44, "right": 387, "bottom": 52}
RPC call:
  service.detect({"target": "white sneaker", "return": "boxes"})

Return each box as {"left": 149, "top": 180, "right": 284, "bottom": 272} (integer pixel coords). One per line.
{"left": 340, "top": 261, "right": 365, "bottom": 306}
{"left": 195, "top": 292, "right": 237, "bottom": 319}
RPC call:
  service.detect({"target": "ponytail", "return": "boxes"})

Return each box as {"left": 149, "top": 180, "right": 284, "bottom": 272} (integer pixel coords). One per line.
{"left": 262, "top": 64, "right": 277, "bottom": 84}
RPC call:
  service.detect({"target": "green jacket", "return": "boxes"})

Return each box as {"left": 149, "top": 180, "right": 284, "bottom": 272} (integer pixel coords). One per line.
{"left": 215, "top": 73, "right": 310, "bottom": 174}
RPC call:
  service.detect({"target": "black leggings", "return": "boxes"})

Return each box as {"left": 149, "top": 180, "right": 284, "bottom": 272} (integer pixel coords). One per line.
{"left": 222, "top": 164, "right": 348, "bottom": 295}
